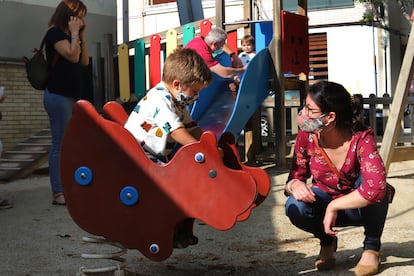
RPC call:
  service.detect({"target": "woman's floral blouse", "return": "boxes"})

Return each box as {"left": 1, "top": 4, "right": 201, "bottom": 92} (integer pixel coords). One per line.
{"left": 288, "top": 128, "right": 387, "bottom": 203}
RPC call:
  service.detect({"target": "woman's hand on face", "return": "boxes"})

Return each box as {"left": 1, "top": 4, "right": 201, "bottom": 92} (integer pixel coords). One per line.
{"left": 291, "top": 180, "right": 316, "bottom": 203}
{"left": 79, "top": 19, "right": 86, "bottom": 38}
{"left": 68, "top": 16, "right": 84, "bottom": 35}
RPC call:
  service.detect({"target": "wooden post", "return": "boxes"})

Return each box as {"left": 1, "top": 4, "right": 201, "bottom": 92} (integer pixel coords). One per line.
{"left": 215, "top": 0, "right": 225, "bottom": 28}
{"left": 271, "top": 0, "right": 286, "bottom": 167}
{"left": 380, "top": 23, "right": 414, "bottom": 171}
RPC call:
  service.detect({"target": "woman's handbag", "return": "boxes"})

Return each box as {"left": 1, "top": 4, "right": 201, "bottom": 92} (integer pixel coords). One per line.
{"left": 312, "top": 134, "right": 395, "bottom": 203}
{"left": 23, "top": 34, "right": 58, "bottom": 90}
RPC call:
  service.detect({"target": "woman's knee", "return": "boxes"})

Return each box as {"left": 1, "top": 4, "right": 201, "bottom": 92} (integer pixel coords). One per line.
{"left": 285, "top": 196, "right": 309, "bottom": 220}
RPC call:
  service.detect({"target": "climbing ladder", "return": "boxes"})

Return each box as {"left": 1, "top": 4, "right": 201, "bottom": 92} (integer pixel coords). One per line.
{"left": 0, "top": 129, "right": 51, "bottom": 182}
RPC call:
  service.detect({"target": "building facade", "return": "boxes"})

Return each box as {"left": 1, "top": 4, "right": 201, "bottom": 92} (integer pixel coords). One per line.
{"left": 118, "top": 0, "right": 412, "bottom": 98}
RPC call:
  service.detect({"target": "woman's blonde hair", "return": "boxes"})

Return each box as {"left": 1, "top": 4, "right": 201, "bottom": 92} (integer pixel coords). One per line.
{"left": 162, "top": 48, "right": 212, "bottom": 88}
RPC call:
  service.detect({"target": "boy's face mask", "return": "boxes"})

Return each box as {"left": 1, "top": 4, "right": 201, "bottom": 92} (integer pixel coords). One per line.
{"left": 175, "top": 90, "right": 198, "bottom": 106}
{"left": 297, "top": 111, "right": 327, "bottom": 133}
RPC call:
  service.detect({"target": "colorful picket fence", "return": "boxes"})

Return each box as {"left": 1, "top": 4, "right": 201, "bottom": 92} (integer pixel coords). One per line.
{"left": 115, "top": 19, "right": 277, "bottom": 103}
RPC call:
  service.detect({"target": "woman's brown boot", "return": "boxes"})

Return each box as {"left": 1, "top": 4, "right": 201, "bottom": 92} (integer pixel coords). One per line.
{"left": 315, "top": 236, "right": 338, "bottom": 271}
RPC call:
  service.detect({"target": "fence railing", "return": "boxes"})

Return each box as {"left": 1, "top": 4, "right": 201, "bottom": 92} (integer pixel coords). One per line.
{"left": 260, "top": 93, "right": 414, "bottom": 150}
{"left": 363, "top": 93, "right": 414, "bottom": 144}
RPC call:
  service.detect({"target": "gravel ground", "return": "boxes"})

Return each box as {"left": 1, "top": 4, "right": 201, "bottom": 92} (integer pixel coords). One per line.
{"left": 0, "top": 160, "right": 413, "bottom": 276}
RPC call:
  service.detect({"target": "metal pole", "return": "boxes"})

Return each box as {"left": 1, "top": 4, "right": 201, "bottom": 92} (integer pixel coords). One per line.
{"left": 122, "top": 0, "right": 129, "bottom": 43}
{"left": 91, "top": 42, "right": 104, "bottom": 111}
{"left": 372, "top": 21, "right": 378, "bottom": 96}
{"left": 103, "top": 34, "right": 115, "bottom": 102}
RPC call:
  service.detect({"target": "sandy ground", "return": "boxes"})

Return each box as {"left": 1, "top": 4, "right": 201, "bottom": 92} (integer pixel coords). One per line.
{"left": 0, "top": 160, "right": 413, "bottom": 276}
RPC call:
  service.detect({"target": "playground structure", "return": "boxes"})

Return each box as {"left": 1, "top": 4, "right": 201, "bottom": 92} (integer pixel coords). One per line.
{"left": 59, "top": 2, "right": 311, "bottom": 273}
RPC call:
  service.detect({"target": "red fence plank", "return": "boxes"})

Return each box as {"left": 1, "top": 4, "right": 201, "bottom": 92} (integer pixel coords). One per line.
{"left": 150, "top": 34, "right": 162, "bottom": 87}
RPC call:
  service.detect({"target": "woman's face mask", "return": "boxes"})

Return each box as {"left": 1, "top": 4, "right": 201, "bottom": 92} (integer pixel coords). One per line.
{"left": 297, "top": 111, "right": 327, "bottom": 133}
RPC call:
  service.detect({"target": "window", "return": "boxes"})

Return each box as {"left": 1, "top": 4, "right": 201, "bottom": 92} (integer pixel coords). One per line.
{"left": 151, "top": 0, "right": 175, "bottom": 4}
{"left": 284, "top": 0, "right": 354, "bottom": 11}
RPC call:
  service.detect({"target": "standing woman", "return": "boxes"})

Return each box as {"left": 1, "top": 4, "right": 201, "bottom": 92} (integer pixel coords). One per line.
{"left": 44, "top": 0, "right": 89, "bottom": 205}
{"left": 284, "top": 81, "right": 389, "bottom": 275}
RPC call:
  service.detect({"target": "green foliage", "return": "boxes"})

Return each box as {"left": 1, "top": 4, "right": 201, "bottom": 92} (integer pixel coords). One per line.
{"left": 357, "top": 0, "right": 414, "bottom": 24}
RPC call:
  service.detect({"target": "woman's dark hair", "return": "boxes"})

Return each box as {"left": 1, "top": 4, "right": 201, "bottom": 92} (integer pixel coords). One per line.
{"left": 48, "top": 0, "right": 87, "bottom": 30}
{"left": 308, "top": 80, "right": 367, "bottom": 132}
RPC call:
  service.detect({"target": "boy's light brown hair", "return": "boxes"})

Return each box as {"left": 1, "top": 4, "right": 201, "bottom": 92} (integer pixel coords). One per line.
{"left": 241, "top": 34, "right": 255, "bottom": 46}
{"left": 162, "top": 48, "right": 212, "bottom": 89}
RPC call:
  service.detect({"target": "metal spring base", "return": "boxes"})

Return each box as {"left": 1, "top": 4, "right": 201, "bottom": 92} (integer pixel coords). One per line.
{"left": 77, "top": 236, "right": 128, "bottom": 276}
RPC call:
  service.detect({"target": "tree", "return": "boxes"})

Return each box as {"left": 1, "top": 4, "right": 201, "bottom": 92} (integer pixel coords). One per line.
{"left": 358, "top": 0, "right": 413, "bottom": 24}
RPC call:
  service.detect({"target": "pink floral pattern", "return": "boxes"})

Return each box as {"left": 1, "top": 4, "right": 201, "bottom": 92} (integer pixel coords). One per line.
{"left": 288, "top": 128, "right": 386, "bottom": 203}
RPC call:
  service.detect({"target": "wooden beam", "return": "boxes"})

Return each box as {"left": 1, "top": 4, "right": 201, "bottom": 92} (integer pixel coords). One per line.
{"left": 271, "top": 0, "right": 286, "bottom": 167}
{"left": 215, "top": 0, "right": 224, "bottom": 28}
{"left": 391, "top": 146, "right": 414, "bottom": 163}
{"left": 380, "top": 24, "right": 414, "bottom": 171}
{"left": 298, "top": 0, "right": 308, "bottom": 16}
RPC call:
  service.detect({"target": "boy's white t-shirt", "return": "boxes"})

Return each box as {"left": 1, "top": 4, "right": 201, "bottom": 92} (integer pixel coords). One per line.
{"left": 124, "top": 82, "right": 196, "bottom": 158}
{"left": 238, "top": 51, "right": 256, "bottom": 66}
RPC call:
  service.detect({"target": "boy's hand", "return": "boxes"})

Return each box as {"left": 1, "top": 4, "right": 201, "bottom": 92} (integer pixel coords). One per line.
{"left": 232, "top": 55, "right": 243, "bottom": 68}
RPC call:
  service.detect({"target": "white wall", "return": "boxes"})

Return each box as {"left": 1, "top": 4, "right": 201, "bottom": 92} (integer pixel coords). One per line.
{"left": 311, "top": 25, "right": 378, "bottom": 98}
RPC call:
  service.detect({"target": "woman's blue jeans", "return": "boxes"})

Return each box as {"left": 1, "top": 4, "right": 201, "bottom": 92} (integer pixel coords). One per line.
{"left": 285, "top": 182, "right": 389, "bottom": 251}
{"left": 43, "top": 89, "right": 74, "bottom": 194}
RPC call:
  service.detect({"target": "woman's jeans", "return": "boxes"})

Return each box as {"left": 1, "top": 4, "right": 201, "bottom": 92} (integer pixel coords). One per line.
{"left": 43, "top": 89, "right": 74, "bottom": 194}
{"left": 285, "top": 184, "right": 389, "bottom": 251}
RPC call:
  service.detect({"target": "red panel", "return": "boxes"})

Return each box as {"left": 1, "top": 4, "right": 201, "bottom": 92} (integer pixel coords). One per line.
{"left": 200, "top": 19, "right": 212, "bottom": 37}
{"left": 226, "top": 31, "right": 238, "bottom": 54}
{"left": 281, "top": 10, "right": 309, "bottom": 74}
{"left": 150, "top": 34, "right": 161, "bottom": 87}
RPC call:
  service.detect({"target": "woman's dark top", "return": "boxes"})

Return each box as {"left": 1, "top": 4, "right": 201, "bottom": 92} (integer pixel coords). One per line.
{"left": 45, "top": 27, "right": 83, "bottom": 99}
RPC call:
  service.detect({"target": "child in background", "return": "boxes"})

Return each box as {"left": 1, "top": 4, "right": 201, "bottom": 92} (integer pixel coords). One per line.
{"left": 124, "top": 47, "right": 213, "bottom": 248}
{"left": 238, "top": 34, "right": 256, "bottom": 66}
{"left": 229, "top": 34, "right": 256, "bottom": 98}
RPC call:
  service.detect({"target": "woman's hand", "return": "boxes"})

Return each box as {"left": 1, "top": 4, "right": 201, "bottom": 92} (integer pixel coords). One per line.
{"left": 68, "top": 16, "right": 84, "bottom": 37}
{"left": 79, "top": 18, "right": 87, "bottom": 41}
{"left": 323, "top": 203, "right": 338, "bottom": 236}
{"left": 289, "top": 180, "right": 316, "bottom": 203}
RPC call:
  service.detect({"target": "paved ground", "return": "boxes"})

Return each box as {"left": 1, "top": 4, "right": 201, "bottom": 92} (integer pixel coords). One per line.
{"left": 0, "top": 160, "right": 413, "bottom": 276}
